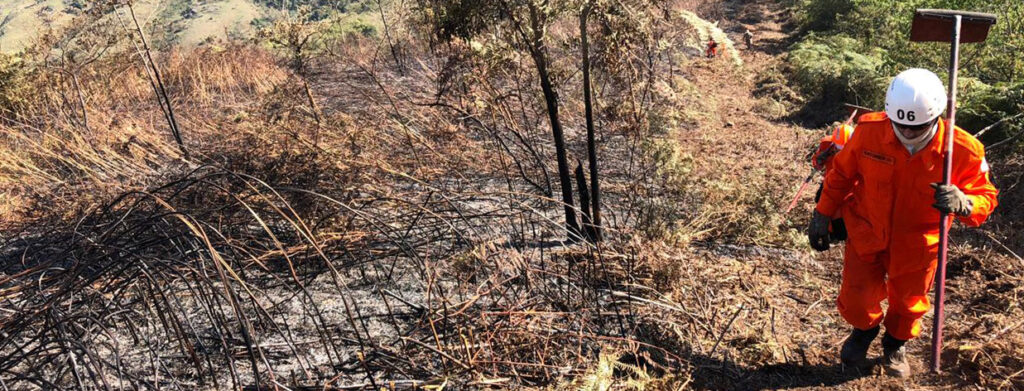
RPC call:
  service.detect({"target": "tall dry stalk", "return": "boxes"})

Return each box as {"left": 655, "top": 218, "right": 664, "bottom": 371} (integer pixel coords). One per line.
{"left": 117, "top": 1, "right": 188, "bottom": 159}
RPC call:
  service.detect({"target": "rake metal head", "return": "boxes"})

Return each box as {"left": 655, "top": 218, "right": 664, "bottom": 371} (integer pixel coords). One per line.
{"left": 911, "top": 9, "right": 997, "bottom": 43}
{"left": 843, "top": 103, "right": 873, "bottom": 122}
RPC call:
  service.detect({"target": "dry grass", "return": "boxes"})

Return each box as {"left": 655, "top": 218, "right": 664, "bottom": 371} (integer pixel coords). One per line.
{"left": 0, "top": 1, "right": 1022, "bottom": 390}
{"left": 1, "top": 5, "right": 709, "bottom": 388}
{"left": 0, "top": 45, "right": 289, "bottom": 226}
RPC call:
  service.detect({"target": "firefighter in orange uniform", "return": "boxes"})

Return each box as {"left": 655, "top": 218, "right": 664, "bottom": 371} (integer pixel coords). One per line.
{"left": 808, "top": 68, "right": 998, "bottom": 377}
{"left": 812, "top": 123, "right": 856, "bottom": 173}
{"left": 706, "top": 38, "right": 718, "bottom": 58}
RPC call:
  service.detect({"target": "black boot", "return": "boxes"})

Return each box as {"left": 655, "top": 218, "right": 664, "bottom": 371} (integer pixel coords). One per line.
{"left": 881, "top": 333, "right": 911, "bottom": 377}
{"left": 840, "top": 326, "right": 879, "bottom": 369}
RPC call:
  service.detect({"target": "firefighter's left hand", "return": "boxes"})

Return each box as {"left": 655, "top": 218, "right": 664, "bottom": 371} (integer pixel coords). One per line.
{"left": 931, "top": 183, "right": 973, "bottom": 217}
{"left": 807, "top": 210, "right": 832, "bottom": 251}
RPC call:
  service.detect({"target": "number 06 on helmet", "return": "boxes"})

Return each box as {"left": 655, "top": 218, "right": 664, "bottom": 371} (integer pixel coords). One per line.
{"left": 884, "top": 68, "right": 947, "bottom": 126}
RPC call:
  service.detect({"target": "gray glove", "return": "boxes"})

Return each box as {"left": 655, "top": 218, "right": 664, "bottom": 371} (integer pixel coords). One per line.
{"left": 808, "top": 210, "right": 831, "bottom": 251}
{"left": 931, "top": 183, "right": 973, "bottom": 217}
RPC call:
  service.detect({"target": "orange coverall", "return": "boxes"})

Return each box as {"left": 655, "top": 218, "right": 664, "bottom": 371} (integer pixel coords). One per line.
{"left": 816, "top": 112, "right": 998, "bottom": 340}
{"left": 706, "top": 40, "right": 718, "bottom": 58}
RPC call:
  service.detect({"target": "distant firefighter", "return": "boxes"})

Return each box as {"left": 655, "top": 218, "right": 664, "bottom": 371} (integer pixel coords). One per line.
{"left": 705, "top": 38, "right": 718, "bottom": 58}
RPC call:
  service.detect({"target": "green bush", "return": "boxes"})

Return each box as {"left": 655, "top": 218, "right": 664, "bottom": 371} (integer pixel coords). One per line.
{"left": 342, "top": 18, "right": 377, "bottom": 37}
{"left": 796, "top": 0, "right": 855, "bottom": 32}
{"left": 0, "top": 53, "right": 29, "bottom": 116}
{"left": 787, "top": 0, "right": 1024, "bottom": 125}
{"left": 785, "top": 34, "right": 887, "bottom": 114}
{"left": 959, "top": 81, "right": 1024, "bottom": 146}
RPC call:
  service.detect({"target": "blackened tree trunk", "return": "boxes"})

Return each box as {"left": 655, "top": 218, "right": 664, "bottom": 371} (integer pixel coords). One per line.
{"left": 580, "top": 2, "right": 602, "bottom": 242}
{"left": 575, "top": 161, "right": 593, "bottom": 242}
{"left": 520, "top": 3, "right": 581, "bottom": 240}
{"left": 532, "top": 49, "right": 581, "bottom": 240}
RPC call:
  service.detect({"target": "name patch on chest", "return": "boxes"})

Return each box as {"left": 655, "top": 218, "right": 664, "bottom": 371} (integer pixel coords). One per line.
{"left": 863, "top": 150, "right": 895, "bottom": 165}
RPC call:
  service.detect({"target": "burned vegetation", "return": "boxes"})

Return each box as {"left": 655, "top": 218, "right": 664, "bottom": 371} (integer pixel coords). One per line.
{"left": 0, "top": 1, "right": 707, "bottom": 389}
{"left": 1, "top": 0, "right": 1023, "bottom": 390}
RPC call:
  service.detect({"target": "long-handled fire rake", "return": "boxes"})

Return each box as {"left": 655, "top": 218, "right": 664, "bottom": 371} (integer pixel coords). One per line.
{"left": 909, "top": 8, "right": 996, "bottom": 374}
{"left": 782, "top": 104, "right": 871, "bottom": 214}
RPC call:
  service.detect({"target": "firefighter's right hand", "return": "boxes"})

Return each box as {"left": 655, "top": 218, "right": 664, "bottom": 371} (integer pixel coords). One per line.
{"left": 812, "top": 146, "right": 836, "bottom": 171}
{"left": 808, "top": 210, "right": 831, "bottom": 251}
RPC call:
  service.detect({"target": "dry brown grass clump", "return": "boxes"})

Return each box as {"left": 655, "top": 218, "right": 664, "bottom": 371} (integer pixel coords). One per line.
{"left": 0, "top": 45, "right": 289, "bottom": 226}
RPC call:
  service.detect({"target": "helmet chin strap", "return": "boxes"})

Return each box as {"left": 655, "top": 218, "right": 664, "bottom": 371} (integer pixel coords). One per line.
{"left": 892, "top": 119, "right": 939, "bottom": 154}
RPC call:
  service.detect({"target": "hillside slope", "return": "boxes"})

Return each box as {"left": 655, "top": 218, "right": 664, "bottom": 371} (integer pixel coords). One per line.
{"left": 0, "top": 0, "right": 74, "bottom": 51}
{"left": 1, "top": 0, "right": 260, "bottom": 51}
{"left": 0, "top": 0, "right": 376, "bottom": 52}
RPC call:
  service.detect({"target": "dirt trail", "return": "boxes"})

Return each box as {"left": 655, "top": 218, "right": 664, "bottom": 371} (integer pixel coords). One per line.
{"left": 678, "top": 1, "right": 814, "bottom": 193}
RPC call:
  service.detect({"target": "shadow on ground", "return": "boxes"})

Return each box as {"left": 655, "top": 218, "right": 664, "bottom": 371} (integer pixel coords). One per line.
{"left": 688, "top": 354, "right": 873, "bottom": 390}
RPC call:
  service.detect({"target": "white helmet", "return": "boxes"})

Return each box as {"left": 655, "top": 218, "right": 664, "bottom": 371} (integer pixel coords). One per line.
{"left": 884, "top": 68, "right": 947, "bottom": 126}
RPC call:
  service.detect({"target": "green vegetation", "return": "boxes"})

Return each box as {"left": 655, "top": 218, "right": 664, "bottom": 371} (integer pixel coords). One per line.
{"left": 786, "top": 34, "right": 886, "bottom": 113}
{"left": 786, "top": 0, "right": 1024, "bottom": 142}
{"left": 0, "top": 52, "right": 27, "bottom": 115}
{"left": 254, "top": 0, "right": 374, "bottom": 20}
